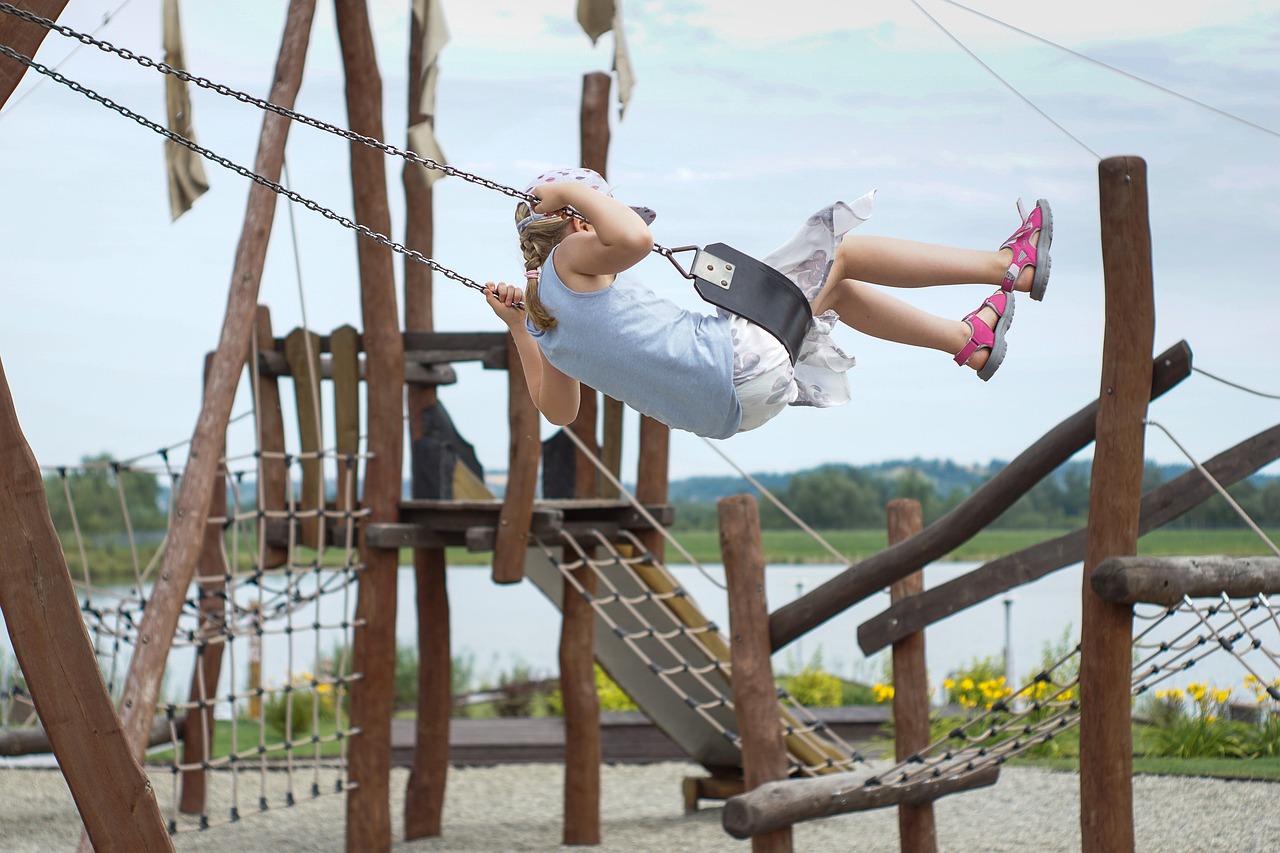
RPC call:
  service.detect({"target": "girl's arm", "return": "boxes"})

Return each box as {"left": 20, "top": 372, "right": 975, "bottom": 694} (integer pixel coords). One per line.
{"left": 485, "top": 283, "right": 581, "bottom": 425}
{"left": 532, "top": 182, "right": 654, "bottom": 280}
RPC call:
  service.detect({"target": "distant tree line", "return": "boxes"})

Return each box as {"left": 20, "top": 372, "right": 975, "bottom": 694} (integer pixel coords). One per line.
{"left": 670, "top": 461, "right": 1280, "bottom": 531}
{"left": 42, "top": 454, "right": 169, "bottom": 540}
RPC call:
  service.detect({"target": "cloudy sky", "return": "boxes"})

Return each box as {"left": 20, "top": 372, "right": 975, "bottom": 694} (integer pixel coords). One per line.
{"left": 2, "top": 0, "right": 1277, "bottom": 486}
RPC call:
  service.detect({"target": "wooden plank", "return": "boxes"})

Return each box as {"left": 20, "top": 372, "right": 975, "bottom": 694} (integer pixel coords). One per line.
{"left": 180, "top": 355, "right": 229, "bottom": 815}
{"left": 770, "top": 340, "right": 1193, "bottom": 653}
{"left": 636, "top": 416, "right": 670, "bottom": 563}
{"left": 252, "top": 306, "right": 289, "bottom": 569}
{"left": 331, "top": 324, "right": 360, "bottom": 512}
{"left": 1, "top": 356, "right": 173, "bottom": 851}
{"left": 493, "top": 336, "right": 540, "bottom": 584}
{"left": 1080, "top": 155, "right": 1154, "bottom": 853}
{"left": 334, "top": 1, "right": 407, "bottom": 850}
{"left": 0, "top": 1, "right": 70, "bottom": 106}
{"left": 719, "top": 495, "right": 792, "bottom": 853}
{"left": 858, "top": 421, "right": 1280, "bottom": 654}
{"left": 109, "top": 0, "right": 317, "bottom": 785}
{"left": 723, "top": 764, "right": 999, "bottom": 839}
{"left": 257, "top": 348, "right": 456, "bottom": 386}
{"left": 1092, "top": 556, "right": 1280, "bottom": 606}
{"left": 285, "top": 327, "right": 325, "bottom": 549}
{"left": 886, "top": 499, "right": 936, "bottom": 853}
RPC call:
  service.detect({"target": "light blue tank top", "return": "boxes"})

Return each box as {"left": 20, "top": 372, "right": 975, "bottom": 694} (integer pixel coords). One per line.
{"left": 527, "top": 247, "right": 742, "bottom": 439}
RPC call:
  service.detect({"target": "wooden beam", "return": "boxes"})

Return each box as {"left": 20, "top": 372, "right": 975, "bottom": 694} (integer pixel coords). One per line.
{"left": 857, "top": 421, "right": 1280, "bottom": 654}
{"left": 770, "top": 340, "right": 1192, "bottom": 653}
{"left": 0, "top": 356, "right": 172, "bottom": 851}
{"left": 110, "top": 0, "right": 317, "bottom": 774}
{"left": 333, "top": 0, "right": 406, "bottom": 849}
{"left": 1092, "top": 556, "right": 1280, "bottom": 606}
{"left": 0, "top": 1, "right": 69, "bottom": 107}
{"left": 331, "top": 325, "right": 361, "bottom": 513}
{"left": 285, "top": 327, "right": 325, "bottom": 548}
{"left": 636, "top": 416, "right": 670, "bottom": 563}
{"left": 719, "top": 494, "right": 792, "bottom": 853}
{"left": 723, "top": 764, "right": 999, "bottom": 839}
{"left": 886, "top": 499, "right": 936, "bottom": 853}
{"left": 1080, "top": 155, "right": 1154, "bottom": 853}
{"left": 493, "top": 336, "right": 539, "bottom": 584}
{"left": 252, "top": 307, "right": 289, "bottom": 569}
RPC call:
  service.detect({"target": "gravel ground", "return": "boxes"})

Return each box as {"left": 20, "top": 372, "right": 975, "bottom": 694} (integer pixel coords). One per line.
{"left": 1, "top": 762, "right": 1277, "bottom": 852}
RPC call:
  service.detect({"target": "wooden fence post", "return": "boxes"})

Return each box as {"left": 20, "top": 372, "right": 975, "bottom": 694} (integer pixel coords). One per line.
{"left": 887, "top": 499, "right": 936, "bottom": 853}
{"left": 720, "top": 494, "right": 792, "bottom": 853}
{"left": 1080, "top": 156, "right": 1155, "bottom": 853}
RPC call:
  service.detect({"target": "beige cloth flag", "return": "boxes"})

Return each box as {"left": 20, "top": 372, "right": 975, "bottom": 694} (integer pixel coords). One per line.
{"left": 408, "top": 0, "right": 449, "bottom": 187}
{"left": 162, "top": 0, "right": 209, "bottom": 220}
{"left": 576, "top": 0, "right": 635, "bottom": 117}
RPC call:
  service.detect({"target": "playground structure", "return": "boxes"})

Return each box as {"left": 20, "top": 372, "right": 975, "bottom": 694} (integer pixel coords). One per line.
{"left": 2, "top": 4, "right": 1280, "bottom": 853}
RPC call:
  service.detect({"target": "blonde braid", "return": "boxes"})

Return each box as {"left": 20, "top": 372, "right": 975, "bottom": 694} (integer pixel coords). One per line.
{"left": 515, "top": 202, "right": 569, "bottom": 331}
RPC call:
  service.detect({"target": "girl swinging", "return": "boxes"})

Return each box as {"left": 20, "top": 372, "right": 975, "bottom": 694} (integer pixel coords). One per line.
{"left": 486, "top": 168, "right": 1051, "bottom": 439}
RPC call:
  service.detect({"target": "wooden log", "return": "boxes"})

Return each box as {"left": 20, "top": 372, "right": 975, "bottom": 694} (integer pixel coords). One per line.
{"left": 770, "top": 340, "right": 1192, "bottom": 653}
{"left": 334, "top": 0, "right": 407, "bottom": 849}
{"left": 110, "top": 0, "right": 317, "bottom": 779}
{"left": 560, "top": 555, "right": 601, "bottom": 844}
{"left": 0, "top": 1, "right": 69, "bottom": 106}
{"left": 1092, "top": 556, "right": 1280, "bottom": 606}
{"left": 886, "top": 499, "right": 936, "bottom": 853}
{"left": 600, "top": 397, "right": 623, "bottom": 499}
{"left": 252, "top": 306, "right": 289, "bottom": 568}
{"left": 858, "top": 421, "right": 1280, "bottom": 654}
{"left": 331, "top": 324, "right": 361, "bottom": 513}
{"left": 493, "top": 336, "right": 539, "bottom": 584}
{"left": 571, "top": 388, "right": 599, "bottom": 498}
{"left": 285, "top": 327, "right": 325, "bottom": 548}
{"left": 719, "top": 494, "right": 792, "bottom": 853}
{"left": 0, "top": 713, "right": 179, "bottom": 758}
{"left": 179, "top": 355, "right": 230, "bottom": 815}
{"left": 723, "top": 763, "right": 1000, "bottom": 839}
{"left": 400, "top": 5, "right": 448, "bottom": 835}
{"left": 1079, "top": 155, "right": 1154, "bottom": 853}
{"left": 0, "top": 356, "right": 172, "bottom": 851}
{"left": 636, "top": 416, "right": 670, "bottom": 563}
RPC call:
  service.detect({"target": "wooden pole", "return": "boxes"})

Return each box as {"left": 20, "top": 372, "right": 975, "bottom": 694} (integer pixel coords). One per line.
{"left": 636, "top": 416, "right": 670, "bottom": 562}
{"left": 886, "top": 499, "right": 936, "bottom": 853}
{"left": 0, "top": 356, "right": 172, "bottom": 852}
{"left": 401, "top": 13, "right": 449, "bottom": 828}
{"left": 1079, "top": 155, "right": 1154, "bottom": 853}
{"left": 560, "top": 552, "right": 601, "bottom": 845}
{"left": 109, "top": 0, "right": 317, "bottom": 770}
{"left": 251, "top": 307, "right": 289, "bottom": 569}
{"left": 333, "top": 1, "right": 406, "bottom": 849}
{"left": 179, "top": 355, "right": 230, "bottom": 815}
{"left": 719, "top": 494, "right": 792, "bottom": 853}
{"left": 0, "top": 1, "right": 69, "bottom": 106}
{"left": 399, "top": 9, "right": 450, "bottom": 835}
{"left": 493, "top": 337, "right": 539, "bottom": 583}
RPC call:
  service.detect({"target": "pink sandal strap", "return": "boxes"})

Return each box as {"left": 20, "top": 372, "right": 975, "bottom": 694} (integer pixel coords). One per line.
{"left": 953, "top": 290, "right": 1010, "bottom": 367}
{"left": 999, "top": 199, "right": 1043, "bottom": 292}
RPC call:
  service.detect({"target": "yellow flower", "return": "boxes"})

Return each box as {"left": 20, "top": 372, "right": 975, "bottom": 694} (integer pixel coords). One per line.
{"left": 943, "top": 678, "right": 955, "bottom": 691}
{"left": 1212, "top": 688, "right": 1232, "bottom": 704}
{"left": 1187, "top": 683, "right": 1207, "bottom": 701}
{"left": 960, "top": 678, "right": 975, "bottom": 691}
{"left": 872, "top": 683, "right": 895, "bottom": 703}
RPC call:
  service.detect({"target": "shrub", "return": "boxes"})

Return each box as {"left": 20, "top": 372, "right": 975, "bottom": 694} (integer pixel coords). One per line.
{"left": 1141, "top": 683, "right": 1252, "bottom": 759}
{"left": 547, "top": 665, "right": 637, "bottom": 715}
{"left": 942, "top": 656, "right": 1012, "bottom": 712}
{"left": 779, "top": 667, "right": 843, "bottom": 707}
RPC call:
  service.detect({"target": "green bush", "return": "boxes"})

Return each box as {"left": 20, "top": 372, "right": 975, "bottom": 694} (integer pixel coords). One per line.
{"left": 263, "top": 686, "right": 316, "bottom": 738}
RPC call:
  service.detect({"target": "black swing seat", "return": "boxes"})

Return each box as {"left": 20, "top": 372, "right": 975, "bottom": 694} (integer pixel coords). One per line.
{"left": 690, "top": 243, "right": 812, "bottom": 366}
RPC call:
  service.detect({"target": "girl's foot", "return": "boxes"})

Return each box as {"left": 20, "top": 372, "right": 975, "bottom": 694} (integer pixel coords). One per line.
{"left": 954, "top": 290, "right": 1014, "bottom": 381}
{"left": 999, "top": 199, "right": 1052, "bottom": 300}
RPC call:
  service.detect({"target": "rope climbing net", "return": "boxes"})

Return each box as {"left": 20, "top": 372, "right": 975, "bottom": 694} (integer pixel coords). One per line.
{"left": 0, "top": 433, "right": 370, "bottom": 834}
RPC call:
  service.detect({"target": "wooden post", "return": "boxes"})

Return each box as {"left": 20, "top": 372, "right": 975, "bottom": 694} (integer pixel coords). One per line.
{"left": 331, "top": 325, "right": 361, "bottom": 513}
{"left": 493, "top": 336, "right": 539, "bottom": 583}
{"left": 333, "top": 1, "right": 406, "bottom": 850}
{"left": 108, "top": 0, "right": 317, "bottom": 773}
{"left": 886, "top": 499, "right": 936, "bottom": 853}
{"left": 636, "top": 416, "right": 670, "bottom": 562}
{"left": 0, "top": 356, "right": 173, "bottom": 851}
{"left": 252, "top": 307, "right": 289, "bottom": 569}
{"left": 0, "top": 1, "right": 69, "bottom": 106}
{"left": 719, "top": 494, "right": 792, "bottom": 853}
{"left": 285, "top": 327, "right": 325, "bottom": 548}
{"left": 1079, "top": 156, "right": 1154, "bottom": 853}
{"left": 400, "top": 2, "right": 450, "bottom": 837}
{"left": 180, "top": 355, "right": 230, "bottom": 815}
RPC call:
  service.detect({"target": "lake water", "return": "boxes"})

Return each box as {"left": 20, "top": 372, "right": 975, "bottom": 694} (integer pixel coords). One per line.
{"left": 1, "top": 561, "right": 1269, "bottom": 718}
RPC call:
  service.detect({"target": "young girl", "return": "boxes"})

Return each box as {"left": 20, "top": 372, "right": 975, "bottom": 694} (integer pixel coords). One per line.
{"left": 485, "top": 167, "right": 1050, "bottom": 440}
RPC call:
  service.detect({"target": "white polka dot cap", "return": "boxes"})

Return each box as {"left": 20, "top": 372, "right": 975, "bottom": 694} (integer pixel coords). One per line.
{"left": 516, "top": 167, "right": 657, "bottom": 234}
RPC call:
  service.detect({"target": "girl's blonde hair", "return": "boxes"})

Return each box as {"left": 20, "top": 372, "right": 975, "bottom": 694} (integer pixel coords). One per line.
{"left": 515, "top": 202, "right": 571, "bottom": 331}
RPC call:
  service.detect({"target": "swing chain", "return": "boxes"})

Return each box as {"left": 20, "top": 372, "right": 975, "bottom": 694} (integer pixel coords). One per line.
{"left": 0, "top": 2, "right": 681, "bottom": 260}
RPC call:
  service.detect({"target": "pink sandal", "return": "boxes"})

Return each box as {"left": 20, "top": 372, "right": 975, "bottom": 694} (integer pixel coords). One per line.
{"left": 954, "top": 289, "right": 1014, "bottom": 382}
{"left": 1000, "top": 198, "right": 1052, "bottom": 301}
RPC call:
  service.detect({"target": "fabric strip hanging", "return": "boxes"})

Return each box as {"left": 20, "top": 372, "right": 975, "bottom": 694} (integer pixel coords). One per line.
{"left": 576, "top": 0, "right": 634, "bottom": 117}
{"left": 162, "top": 0, "right": 208, "bottom": 219}
{"left": 408, "top": 0, "right": 449, "bottom": 187}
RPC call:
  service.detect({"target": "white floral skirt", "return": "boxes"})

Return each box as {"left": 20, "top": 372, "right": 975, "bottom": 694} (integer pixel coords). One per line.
{"left": 727, "top": 193, "right": 875, "bottom": 433}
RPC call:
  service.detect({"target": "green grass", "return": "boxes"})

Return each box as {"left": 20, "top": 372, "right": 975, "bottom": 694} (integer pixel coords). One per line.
{"left": 1010, "top": 754, "right": 1280, "bottom": 782}
{"left": 146, "top": 718, "right": 348, "bottom": 764}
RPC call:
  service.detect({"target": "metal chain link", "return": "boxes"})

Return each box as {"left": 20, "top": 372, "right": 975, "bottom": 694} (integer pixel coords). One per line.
{"left": 0, "top": 2, "right": 699, "bottom": 281}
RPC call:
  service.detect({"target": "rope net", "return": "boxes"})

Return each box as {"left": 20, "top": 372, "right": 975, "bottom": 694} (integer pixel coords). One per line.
{"left": 0, "top": 435, "right": 368, "bottom": 834}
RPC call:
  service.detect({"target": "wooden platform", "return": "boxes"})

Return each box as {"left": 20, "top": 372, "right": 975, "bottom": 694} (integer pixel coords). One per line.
{"left": 389, "top": 707, "right": 890, "bottom": 767}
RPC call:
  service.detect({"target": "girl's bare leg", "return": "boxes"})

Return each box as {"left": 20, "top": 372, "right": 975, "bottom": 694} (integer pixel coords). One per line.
{"left": 814, "top": 278, "right": 997, "bottom": 371}
{"left": 822, "top": 235, "right": 1038, "bottom": 291}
